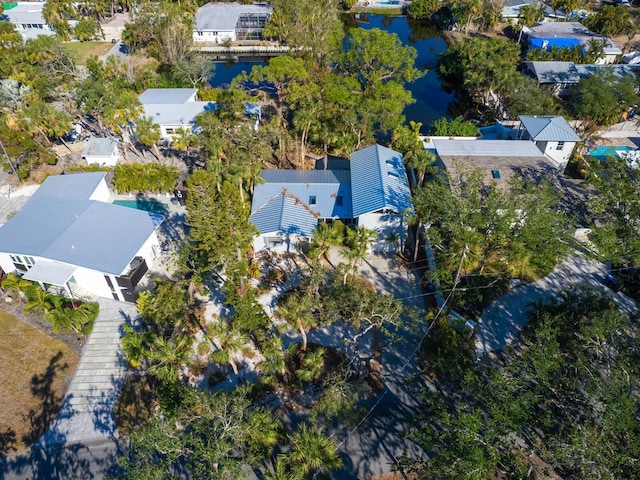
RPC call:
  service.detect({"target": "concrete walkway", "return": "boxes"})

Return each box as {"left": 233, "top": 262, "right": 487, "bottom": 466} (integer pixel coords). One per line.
{"left": 36, "top": 299, "right": 139, "bottom": 447}
{"left": 476, "top": 254, "right": 640, "bottom": 353}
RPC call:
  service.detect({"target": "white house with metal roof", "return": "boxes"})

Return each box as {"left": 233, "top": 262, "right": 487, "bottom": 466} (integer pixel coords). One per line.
{"left": 522, "top": 61, "right": 640, "bottom": 96}
{"left": 516, "top": 116, "right": 581, "bottom": 168}
{"left": 193, "top": 2, "right": 272, "bottom": 44}
{"left": 138, "top": 88, "right": 215, "bottom": 140}
{"left": 1, "top": 2, "right": 55, "bottom": 40}
{"left": 249, "top": 144, "right": 413, "bottom": 253}
{"left": 81, "top": 137, "right": 121, "bottom": 167}
{"left": 0, "top": 172, "right": 164, "bottom": 302}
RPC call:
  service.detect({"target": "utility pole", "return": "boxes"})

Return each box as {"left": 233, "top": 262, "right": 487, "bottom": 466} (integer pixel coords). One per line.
{"left": 0, "top": 139, "right": 20, "bottom": 184}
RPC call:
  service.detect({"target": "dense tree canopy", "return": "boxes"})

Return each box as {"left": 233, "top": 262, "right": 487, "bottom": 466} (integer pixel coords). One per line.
{"left": 401, "top": 289, "right": 640, "bottom": 479}
{"left": 571, "top": 68, "right": 639, "bottom": 126}
{"left": 437, "top": 36, "right": 521, "bottom": 111}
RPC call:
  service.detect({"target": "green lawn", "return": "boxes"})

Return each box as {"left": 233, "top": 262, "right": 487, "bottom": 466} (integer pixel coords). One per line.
{"left": 64, "top": 41, "right": 113, "bottom": 65}
{"left": 0, "top": 309, "right": 79, "bottom": 453}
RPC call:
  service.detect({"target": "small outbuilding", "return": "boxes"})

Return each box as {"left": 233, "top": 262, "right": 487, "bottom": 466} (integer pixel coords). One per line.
{"left": 82, "top": 137, "right": 121, "bottom": 167}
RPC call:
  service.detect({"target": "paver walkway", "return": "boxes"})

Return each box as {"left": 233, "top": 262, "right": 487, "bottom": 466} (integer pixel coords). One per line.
{"left": 37, "top": 298, "right": 139, "bottom": 447}
{"left": 477, "top": 254, "right": 640, "bottom": 354}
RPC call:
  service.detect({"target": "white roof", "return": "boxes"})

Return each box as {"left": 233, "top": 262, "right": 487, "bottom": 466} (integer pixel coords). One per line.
{"left": 433, "top": 139, "right": 545, "bottom": 158}
{"left": 82, "top": 137, "right": 118, "bottom": 157}
{"left": 23, "top": 260, "right": 76, "bottom": 286}
{"left": 0, "top": 173, "right": 164, "bottom": 275}
{"left": 194, "top": 2, "right": 272, "bottom": 32}
{"left": 2, "top": 3, "right": 46, "bottom": 24}
{"left": 139, "top": 88, "right": 197, "bottom": 105}
{"left": 142, "top": 102, "right": 216, "bottom": 126}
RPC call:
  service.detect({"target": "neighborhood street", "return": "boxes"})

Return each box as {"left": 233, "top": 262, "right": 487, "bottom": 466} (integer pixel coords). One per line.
{"left": 477, "top": 253, "right": 640, "bottom": 354}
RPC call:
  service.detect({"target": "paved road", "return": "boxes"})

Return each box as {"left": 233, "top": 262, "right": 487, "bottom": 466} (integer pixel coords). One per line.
{"left": 3, "top": 299, "right": 139, "bottom": 479}
{"left": 299, "top": 251, "right": 428, "bottom": 479}
{"left": 476, "top": 254, "right": 640, "bottom": 353}
{"left": 102, "top": 40, "right": 128, "bottom": 61}
{"left": 1, "top": 438, "right": 125, "bottom": 480}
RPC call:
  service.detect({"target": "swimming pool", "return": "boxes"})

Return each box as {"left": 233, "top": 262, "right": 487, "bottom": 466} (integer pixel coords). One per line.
{"left": 113, "top": 199, "right": 168, "bottom": 215}
{"left": 588, "top": 145, "right": 635, "bottom": 160}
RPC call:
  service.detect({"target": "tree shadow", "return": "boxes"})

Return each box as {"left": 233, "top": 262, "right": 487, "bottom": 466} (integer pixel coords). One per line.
{"left": 0, "top": 428, "right": 17, "bottom": 456}
{"left": 21, "top": 351, "right": 70, "bottom": 447}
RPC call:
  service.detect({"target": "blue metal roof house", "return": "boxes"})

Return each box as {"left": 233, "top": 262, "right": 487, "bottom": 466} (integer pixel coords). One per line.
{"left": 525, "top": 22, "right": 622, "bottom": 64}
{"left": 0, "top": 173, "right": 164, "bottom": 302}
{"left": 249, "top": 144, "right": 413, "bottom": 253}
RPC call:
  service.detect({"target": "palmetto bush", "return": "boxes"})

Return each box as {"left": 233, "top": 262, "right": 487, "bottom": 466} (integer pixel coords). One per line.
{"left": 113, "top": 163, "right": 180, "bottom": 193}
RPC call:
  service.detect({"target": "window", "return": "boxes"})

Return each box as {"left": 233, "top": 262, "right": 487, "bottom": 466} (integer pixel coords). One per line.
{"left": 491, "top": 169, "right": 501, "bottom": 179}
{"left": 556, "top": 141, "right": 565, "bottom": 151}
{"left": 309, "top": 195, "right": 317, "bottom": 205}
{"left": 388, "top": 171, "right": 399, "bottom": 179}
{"left": 197, "top": 31, "right": 203, "bottom": 36}
{"left": 336, "top": 195, "right": 343, "bottom": 206}
{"left": 165, "top": 128, "right": 175, "bottom": 134}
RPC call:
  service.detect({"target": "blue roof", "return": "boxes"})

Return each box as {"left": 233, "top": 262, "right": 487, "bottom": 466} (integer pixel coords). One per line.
{"left": 249, "top": 193, "right": 318, "bottom": 237}
{"left": 252, "top": 170, "right": 352, "bottom": 219}
{"left": 0, "top": 174, "right": 164, "bottom": 275}
{"left": 519, "top": 116, "right": 581, "bottom": 142}
{"left": 529, "top": 37, "right": 583, "bottom": 50}
{"left": 350, "top": 144, "right": 413, "bottom": 217}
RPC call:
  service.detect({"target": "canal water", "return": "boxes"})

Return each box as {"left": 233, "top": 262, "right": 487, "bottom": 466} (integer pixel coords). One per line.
{"left": 209, "top": 15, "right": 453, "bottom": 130}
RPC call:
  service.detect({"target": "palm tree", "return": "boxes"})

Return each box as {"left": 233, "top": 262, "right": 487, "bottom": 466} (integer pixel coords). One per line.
{"left": 0, "top": 273, "right": 31, "bottom": 299}
{"left": 134, "top": 116, "right": 162, "bottom": 159}
{"left": 264, "top": 455, "right": 302, "bottom": 480}
{"left": 340, "top": 226, "right": 375, "bottom": 285}
{"left": 23, "top": 284, "right": 54, "bottom": 315}
{"left": 289, "top": 423, "right": 342, "bottom": 479}
{"left": 308, "top": 223, "right": 335, "bottom": 265}
{"left": 148, "top": 335, "right": 192, "bottom": 383}
{"left": 297, "top": 347, "right": 325, "bottom": 383}
{"left": 121, "top": 325, "right": 155, "bottom": 369}
{"left": 207, "top": 319, "right": 248, "bottom": 378}
{"left": 276, "top": 294, "right": 316, "bottom": 352}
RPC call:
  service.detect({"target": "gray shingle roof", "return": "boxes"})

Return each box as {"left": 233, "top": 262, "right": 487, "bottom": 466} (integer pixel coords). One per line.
{"left": 249, "top": 193, "right": 318, "bottom": 237}
{"left": 194, "top": 2, "right": 272, "bottom": 32}
{"left": 519, "top": 116, "right": 581, "bottom": 142}
{"left": 0, "top": 174, "right": 164, "bottom": 275}
{"left": 350, "top": 144, "right": 413, "bottom": 217}
{"left": 82, "top": 137, "right": 118, "bottom": 158}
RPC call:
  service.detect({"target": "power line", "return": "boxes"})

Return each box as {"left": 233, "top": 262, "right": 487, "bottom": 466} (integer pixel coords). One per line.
{"left": 332, "top": 245, "right": 467, "bottom": 452}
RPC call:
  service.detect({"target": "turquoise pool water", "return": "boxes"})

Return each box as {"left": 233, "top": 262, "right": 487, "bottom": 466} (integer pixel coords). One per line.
{"left": 589, "top": 145, "right": 635, "bottom": 160}
{"left": 113, "top": 199, "right": 168, "bottom": 214}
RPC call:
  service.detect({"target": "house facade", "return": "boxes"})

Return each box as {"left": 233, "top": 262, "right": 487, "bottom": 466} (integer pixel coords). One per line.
{"left": 522, "top": 61, "right": 640, "bottom": 96}
{"left": 138, "top": 88, "right": 216, "bottom": 140}
{"left": 0, "top": 173, "right": 164, "bottom": 302}
{"left": 193, "top": 2, "right": 272, "bottom": 44}
{"left": 81, "top": 137, "right": 121, "bottom": 167}
{"left": 249, "top": 144, "right": 413, "bottom": 254}
{"left": 516, "top": 115, "right": 581, "bottom": 168}
{"left": 1, "top": 2, "right": 55, "bottom": 40}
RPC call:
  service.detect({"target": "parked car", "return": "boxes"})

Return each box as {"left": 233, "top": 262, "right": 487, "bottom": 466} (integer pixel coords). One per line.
{"left": 604, "top": 273, "right": 623, "bottom": 292}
